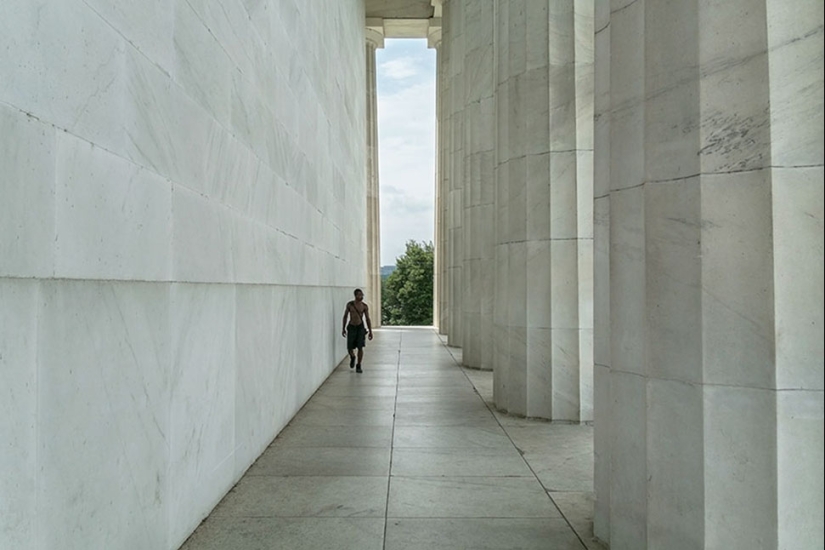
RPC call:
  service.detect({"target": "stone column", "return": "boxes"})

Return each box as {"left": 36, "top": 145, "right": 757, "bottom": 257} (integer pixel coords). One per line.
{"left": 493, "top": 0, "right": 594, "bottom": 420}
{"left": 459, "top": 0, "right": 495, "bottom": 370}
{"left": 442, "top": 0, "right": 464, "bottom": 347}
{"left": 593, "top": 1, "right": 823, "bottom": 547}
{"left": 493, "top": 0, "right": 528, "bottom": 414}
{"left": 592, "top": 0, "right": 611, "bottom": 540}
{"left": 530, "top": 0, "right": 594, "bottom": 421}
{"left": 769, "top": 2, "right": 824, "bottom": 545}
{"left": 438, "top": 4, "right": 452, "bottom": 338}
{"left": 572, "top": 0, "right": 595, "bottom": 422}
{"left": 365, "top": 28, "right": 383, "bottom": 326}
{"left": 432, "top": 37, "right": 442, "bottom": 331}
{"left": 430, "top": 24, "right": 447, "bottom": 334}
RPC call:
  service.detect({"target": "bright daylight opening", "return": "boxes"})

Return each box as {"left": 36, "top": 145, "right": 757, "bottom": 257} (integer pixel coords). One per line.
{"left": 376, "top": 39, "right": 436, "bottom": 327}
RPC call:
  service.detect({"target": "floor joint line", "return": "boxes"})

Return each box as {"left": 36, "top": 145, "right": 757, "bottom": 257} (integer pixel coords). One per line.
{"left": 381, "top": 330, "right": 402, "bottom": 549}
{"left": 447, "top": 337, "right": 590, "bottom": 550}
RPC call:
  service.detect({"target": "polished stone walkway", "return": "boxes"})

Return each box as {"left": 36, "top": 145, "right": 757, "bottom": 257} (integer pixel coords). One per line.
{"left": 180, "top": 328, "right": 603, "bottom": 550}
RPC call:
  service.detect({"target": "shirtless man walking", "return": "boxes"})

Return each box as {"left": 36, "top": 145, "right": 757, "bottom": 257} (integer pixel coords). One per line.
{"left": 342, "top": 288, "right": 373, "bottom": 373}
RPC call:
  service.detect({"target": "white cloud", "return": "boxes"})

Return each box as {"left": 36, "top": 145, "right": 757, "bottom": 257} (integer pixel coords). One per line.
{"left": 383, "top": 185, "right": 432, "bottom": 214}
{"left": 379, "top": 57, "right": 420, "bottom": 80}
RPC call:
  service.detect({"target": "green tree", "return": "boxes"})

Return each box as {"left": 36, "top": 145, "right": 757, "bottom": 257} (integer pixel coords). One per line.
{"left": 382, "top": 240, "right": 434, "bottom": 326}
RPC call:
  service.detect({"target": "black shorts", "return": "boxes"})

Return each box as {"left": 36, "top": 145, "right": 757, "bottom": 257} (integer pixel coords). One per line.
{"left": 347, "top": 324, "right": 367, "bottom": 350}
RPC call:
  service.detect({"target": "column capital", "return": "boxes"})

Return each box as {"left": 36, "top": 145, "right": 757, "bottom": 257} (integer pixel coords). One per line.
{"left": 365, "top": 18, "right": 385, "bottom": 48}
{"left": 427, "top": 18, "right": 442, "bottom": 49}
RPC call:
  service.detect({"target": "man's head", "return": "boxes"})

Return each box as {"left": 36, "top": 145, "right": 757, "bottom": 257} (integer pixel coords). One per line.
{"left": 354, "top": 288, "right": 364, "bottom": 302}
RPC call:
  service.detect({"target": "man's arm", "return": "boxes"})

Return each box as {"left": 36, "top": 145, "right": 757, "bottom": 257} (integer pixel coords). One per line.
{"left": 342, "top": 303, "right": 350, "bottom": 337}
{"left": 365, "top": 305, "right": 373, "bottom": 340}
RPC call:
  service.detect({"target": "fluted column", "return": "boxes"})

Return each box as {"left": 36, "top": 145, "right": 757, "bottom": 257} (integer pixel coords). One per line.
{"left": 493, "top": 0, "right": 594, "bottom": 420}
{"left": 493, "top": 0, "right": 529, "bottom": 414}
{"left": 593, "top": 1, "right": 823, "bottom": 547}
{"left": 442, "top": 0, "right": 464, "bottom": 347}
{"left": 592, "top": 0, "right": 611, "bottom": 540}
{"left": 543, "top": 0, "right": 594, "bottom": 420}
{"left": 459, "top": 0, "right": 495, "bottom": 370}
{"left": 439, "top": 3, "right": 453, "bottom": 338}
{"left": 365, "top": 29, "right": 383, "bottom": 326}
{"left": 430, "top": 26, "right": 447, "bottom": 334}
{"left": 432, "top": 37, "right": 442, "bottom": 331}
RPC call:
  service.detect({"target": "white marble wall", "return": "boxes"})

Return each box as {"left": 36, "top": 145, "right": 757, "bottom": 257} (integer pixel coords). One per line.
{"left": 0, "top": 1, "right": 367, "bottom": 548}
{"left": 592, "top": 0, "right": 824, "bottom": 548}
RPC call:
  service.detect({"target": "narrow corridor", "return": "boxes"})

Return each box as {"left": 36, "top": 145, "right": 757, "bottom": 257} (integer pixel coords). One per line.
{"left": 180, "top": 328, "right": 602, "bottom": 550}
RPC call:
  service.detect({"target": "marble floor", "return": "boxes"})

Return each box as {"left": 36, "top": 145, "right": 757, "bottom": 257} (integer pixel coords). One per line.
{"left": 180, "top": 327, "right": 604, "bottom": 550}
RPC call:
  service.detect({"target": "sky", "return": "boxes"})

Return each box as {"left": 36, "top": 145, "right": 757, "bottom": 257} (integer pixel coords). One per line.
{"left": 376, "top": 39, "right": 436, "bottom": 266}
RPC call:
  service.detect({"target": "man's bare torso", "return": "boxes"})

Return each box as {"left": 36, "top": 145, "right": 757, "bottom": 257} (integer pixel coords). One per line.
{"left": 347, "top": 300, "right": 368, "bottom": 326}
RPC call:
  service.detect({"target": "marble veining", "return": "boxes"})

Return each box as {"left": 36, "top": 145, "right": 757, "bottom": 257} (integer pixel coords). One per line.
{"left": 1, "top": 1, "right": 366, "bottom": 549}
{"left": 593, "top": 1, "right": 824, "bottom": 547}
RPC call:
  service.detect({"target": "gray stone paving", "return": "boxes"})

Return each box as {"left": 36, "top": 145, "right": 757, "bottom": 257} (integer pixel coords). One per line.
{"left": 180, "top": 328, "right": 605, "bottom": 550}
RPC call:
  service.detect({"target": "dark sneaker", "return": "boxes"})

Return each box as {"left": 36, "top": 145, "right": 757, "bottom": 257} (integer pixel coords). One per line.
{"left": 349, "top": 355, "right": 355, "bottom": 369}
{"left": 356, "top": 365, "right": 362, "bottom": 373}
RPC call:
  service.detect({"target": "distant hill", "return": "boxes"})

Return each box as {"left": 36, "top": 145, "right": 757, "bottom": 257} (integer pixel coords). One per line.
{"left": 380, "top": 265, "right": 396, "bottom": 279}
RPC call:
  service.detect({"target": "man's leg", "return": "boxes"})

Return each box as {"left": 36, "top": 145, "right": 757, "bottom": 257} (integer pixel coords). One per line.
{"left": 356, "top": 347, "right": 364, "bottom": 373}
{"left": 347, "top": 326, "right": 357, "bottom": 368}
